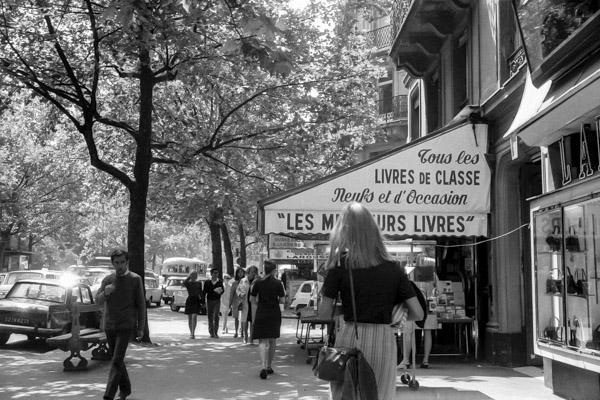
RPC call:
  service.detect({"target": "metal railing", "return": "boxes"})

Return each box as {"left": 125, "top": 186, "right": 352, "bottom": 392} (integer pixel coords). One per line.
{"left": 367, "top": 24, "right": 393, "bottom": 50}
{"left": 377, "top": 95, "right": 408, "bottom": 124}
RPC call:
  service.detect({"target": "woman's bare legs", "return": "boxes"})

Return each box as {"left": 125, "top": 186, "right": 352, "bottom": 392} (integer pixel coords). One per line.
{"left": 188, "top": 314, "right": 197, "bottom": 338}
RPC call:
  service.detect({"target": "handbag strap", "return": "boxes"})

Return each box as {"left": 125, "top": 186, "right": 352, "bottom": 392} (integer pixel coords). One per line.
{"left": 346, "top": 259, "right": 359, "bottom": 340}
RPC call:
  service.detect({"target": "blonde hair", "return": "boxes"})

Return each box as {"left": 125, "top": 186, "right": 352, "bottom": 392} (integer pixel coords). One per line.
{"left": 326, "top": 202, "right": 392, "bottom": 270}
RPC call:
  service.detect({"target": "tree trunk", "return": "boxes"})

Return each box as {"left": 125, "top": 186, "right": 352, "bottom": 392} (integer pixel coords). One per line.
{"left": 221, "top": 222, "right": 234, "bottom": 276}
{"left": 0, "top": 230, "right": 9, "bottom": 271}
{"left": 129, "top": 43, "right": 154, "bottom": 343}
{"left": 209, "top": 207, "right": 224, "bottom": 275}
{"left": 238, "top": 220, "right": 247, "bottom": 269}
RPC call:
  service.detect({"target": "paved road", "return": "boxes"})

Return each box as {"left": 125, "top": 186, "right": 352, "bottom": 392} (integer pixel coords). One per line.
{"left": 0, "top": 305, "right": 563, "bottom": 399}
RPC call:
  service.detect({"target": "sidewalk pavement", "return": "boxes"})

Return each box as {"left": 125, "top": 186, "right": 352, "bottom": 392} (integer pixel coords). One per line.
{"left": 0, "top": 316, "right": 563, "bottom": 400}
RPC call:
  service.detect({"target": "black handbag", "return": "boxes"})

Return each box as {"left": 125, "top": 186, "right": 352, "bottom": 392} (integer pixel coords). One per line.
{"left": 585, "top": 325, "right": 600, "bottom": 350}
{"left": 566, "top": 267, "right": 577, "bottom": 294}
{"left": 545, "top": 268, "right": 562, "bottom": 294}
{"left": 565, "top": 226, "right": 581, "bottom": 252}
{"left": 574, "top": 268, "right": 589, "bottom": 296}
{"left": 313, "top": 258, "right": 361, "bottom": 383}
{"left": 546, "top": 225, "right": 561, "bottom": 252}
{"left": 543, "top": 317, "right": 563, "bottom": 342}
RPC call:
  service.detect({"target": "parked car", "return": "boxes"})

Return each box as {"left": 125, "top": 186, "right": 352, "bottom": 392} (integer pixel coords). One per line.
{"left": 0, "top": 279, "right": 100, "bottom": 345}
{"left": 86, "top": 267, "right": 113, "bottom": 298}
{"left": 0, "top": 269, "right": 62, "bottom": 299}
{"left": 171, "top": 282, "right": 206, "bottom": 314}
{"left": 162, "top": 277, "right": 186, "bottom": 305}
{"left": 145, "top": 276, "right": 162, "bottom": 307}
{"left": 290, "top": 280, "right": 323, "bottom": 313}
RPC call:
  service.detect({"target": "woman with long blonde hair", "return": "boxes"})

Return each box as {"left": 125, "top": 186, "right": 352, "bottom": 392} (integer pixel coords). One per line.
{"left": 318, "top": 202, "right": 423, "bottom": 399}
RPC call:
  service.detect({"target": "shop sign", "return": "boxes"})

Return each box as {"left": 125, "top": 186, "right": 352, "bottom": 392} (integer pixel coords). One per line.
{"left": 557, "top": 122, "right": 600, "bottom": 186}
{"left": 268, "top": 248, "right": 328, "bottom": 260}
{"left": 268, "top": 234, "right": 304, "bottom": 248}
{"left": 262, "top": 124, "right": 490, "bottom": 237}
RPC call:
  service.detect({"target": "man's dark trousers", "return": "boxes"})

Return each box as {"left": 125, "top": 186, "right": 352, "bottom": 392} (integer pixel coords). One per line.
{"left": 103, "top": 329, "right": 132, "bottom": 400}
{"left": 207, "top": 299, "right": 220, "bottom": 336}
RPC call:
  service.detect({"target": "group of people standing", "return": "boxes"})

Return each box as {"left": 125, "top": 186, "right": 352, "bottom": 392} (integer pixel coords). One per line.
{"left": 182, "top": 264, "right": 273, "bottom": 345}
{"left": 183, "top": 262, "right": 285, "bottom": 379}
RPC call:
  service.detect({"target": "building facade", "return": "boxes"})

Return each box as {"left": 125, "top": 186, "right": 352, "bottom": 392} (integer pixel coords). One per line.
{"left": 386, "top": 0, "right": 600, "bottom": 398}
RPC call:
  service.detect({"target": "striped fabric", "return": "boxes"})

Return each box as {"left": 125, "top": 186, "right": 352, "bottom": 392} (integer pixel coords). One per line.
{"left": 330, "top": 321, "right": 397, "bottom": 400}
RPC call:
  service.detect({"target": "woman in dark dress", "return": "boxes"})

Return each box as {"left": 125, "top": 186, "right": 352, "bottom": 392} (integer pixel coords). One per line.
{"left": 250, "top": 260, "right": 285, "bottom": 379}
{"left": 183, "top": 271, "right": 203, "bottom": 339}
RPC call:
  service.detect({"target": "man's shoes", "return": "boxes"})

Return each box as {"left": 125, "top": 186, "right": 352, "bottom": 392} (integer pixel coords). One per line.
{"left": 233, "top": 333, "right": 238, "bottom": 338}
{"left": 266, "top": 367, "right": 274, "bottom": 375}
{"left": 259, "top": 369, "right": 268, "bottom": 379}
{"left": 420, "top": 362, "right": 429, "bottom": 369}
{"left": 214, "top": 334, "right": 219, "bottom": 339}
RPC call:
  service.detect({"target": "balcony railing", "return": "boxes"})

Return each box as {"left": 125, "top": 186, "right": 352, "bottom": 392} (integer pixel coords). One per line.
{"left": 367, "top": 25, "right": 393, "bottom": 50}
{"left": 377, "top": 95, "right": 408, "bottom": 125}
{"left": 391, "top": 0, "right": 413, "bottom": 40}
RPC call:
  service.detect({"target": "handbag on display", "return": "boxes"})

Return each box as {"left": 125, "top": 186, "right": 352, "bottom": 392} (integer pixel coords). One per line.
{"left": 565, "top": 225, "right": 582, "bottom": 252}
{"left": 543, "top": 316, "right": 563, "bottom": 342}
{"left": 545, "top": 268, "right": 562, "bottom": 294}
{"left": 566, "top": 267, "right": 577, "bottom": 294}
{"left": 574, "top": 268, "right": 590, "bottom": 296}
{"left": 585, "top": 325, "right": 600, "bottom": 350}
{"left": 545, "top": 225, "right": 561, "bottom": 252}
{"left": 313, "top": 258, "right": 376, "bottom": 393}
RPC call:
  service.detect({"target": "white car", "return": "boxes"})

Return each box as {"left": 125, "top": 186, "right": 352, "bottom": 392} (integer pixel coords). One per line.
{"left": 0, "top": 269, "right": 62, "bottom": 299}
{"left": 290, "top": 280, "right": 323, "bottom": 313}
{"left": 145, "top": 277, "right": 162, "bottom": 307}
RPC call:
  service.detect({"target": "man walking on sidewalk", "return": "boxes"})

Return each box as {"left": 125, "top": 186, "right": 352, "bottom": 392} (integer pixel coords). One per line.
{"left": 204, "top": 268, "right": 224, "bottom": 338}
{"left": 97, "top": 249, "right": 146, "bottom": 400}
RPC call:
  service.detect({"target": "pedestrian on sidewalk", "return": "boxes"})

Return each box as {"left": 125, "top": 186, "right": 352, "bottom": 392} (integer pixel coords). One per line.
{"left": 230, "top": 267, "right": 245, "bottom": 338}
{"left": 251, "top": 259, "right": 286, "bottom": 379}
{"left": 317, "top": 203, "right": 424, "bottom": 400}
{"left": 238, "top": 265, "right": 258, "bottom": 344}
{"left": 220, "top": 273, "right": 232, "bottom": 334}
{"left": 204, "top": 268, "right": 224, "bottom": 338}
{"left": 96, "top": 249, "right": 146, "bottom": 400}
{"left": 183, "top": 271, "right": 203, "bottom": 339}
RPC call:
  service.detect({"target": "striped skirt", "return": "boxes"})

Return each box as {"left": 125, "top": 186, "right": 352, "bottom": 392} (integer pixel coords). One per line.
{"left": 330, "top": 321, "right": 396, "bottom": 400}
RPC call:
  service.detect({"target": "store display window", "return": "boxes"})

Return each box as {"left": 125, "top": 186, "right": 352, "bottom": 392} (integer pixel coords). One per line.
{"left": 533, "top": 198, "right": 600, "bottom": 354}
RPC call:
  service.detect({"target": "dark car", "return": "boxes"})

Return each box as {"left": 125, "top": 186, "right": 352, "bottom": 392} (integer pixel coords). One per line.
{"left": 0, "top": 279, "right": 100, "bottom": 345}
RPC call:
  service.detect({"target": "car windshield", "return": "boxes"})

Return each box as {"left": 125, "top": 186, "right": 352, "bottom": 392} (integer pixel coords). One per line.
{"left": 6, "top": 272, "right": 43, "bottom": 285}
{"left": 167, "top": 279, "right": 185, "bottom": 287}
{"left": 145, "top": 278, "right": 158, "bottom": 288}
{"left": 8, "top": 282, "right": 67, "bottom": 303}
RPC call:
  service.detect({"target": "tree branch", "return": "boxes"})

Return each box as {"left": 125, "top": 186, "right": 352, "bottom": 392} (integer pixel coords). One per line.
{"left": 203, "top": 153, "right": 281, "bottom": 190}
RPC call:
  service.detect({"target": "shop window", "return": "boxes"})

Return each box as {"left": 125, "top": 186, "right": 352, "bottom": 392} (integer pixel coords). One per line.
{"left": 533, "top": 198, "right": 600, "bottom": 353}
{"left": 514, "top": 0, "right": 600, "bottom": 86}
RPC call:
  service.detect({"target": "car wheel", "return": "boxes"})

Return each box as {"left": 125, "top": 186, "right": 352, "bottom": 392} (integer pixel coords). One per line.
{"left": 155, "top": 300, "right": 161, "bottom": 307}
{"left": 170, "top": 303, "right": 180, "bottom": 312}
{"left": 0, "top": 332, "right": 11, "bottom": 345}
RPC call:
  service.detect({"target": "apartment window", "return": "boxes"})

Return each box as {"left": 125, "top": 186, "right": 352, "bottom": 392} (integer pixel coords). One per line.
{"left": 514, "top": 0, "right": 600, "bottom": 86}
{"left": 453, "top": 31, "right": 468, "bottom": 114}
{"left": 378, "top": 83, "right": 393, "bottom": 115}
{"left": 426, "top": 72, "right": 440, "bottom": 132}
{"left": 409, "top": 87, "right": 420, "bottom": 140}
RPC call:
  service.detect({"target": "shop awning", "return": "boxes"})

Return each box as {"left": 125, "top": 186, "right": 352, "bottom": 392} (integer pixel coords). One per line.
{"left": 258, "top": 122, "right": 491, "bottom": 239}
{"left": 504, "top": 56, "right": 600, "bottom": 147}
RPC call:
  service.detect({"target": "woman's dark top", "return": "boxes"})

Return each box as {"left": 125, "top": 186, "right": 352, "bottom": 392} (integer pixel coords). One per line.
{"left": 251, "top": 275, "right": 285, "bottom": 339}
{"left": 322, "top": 259, "right": 415, "bottom": 324}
